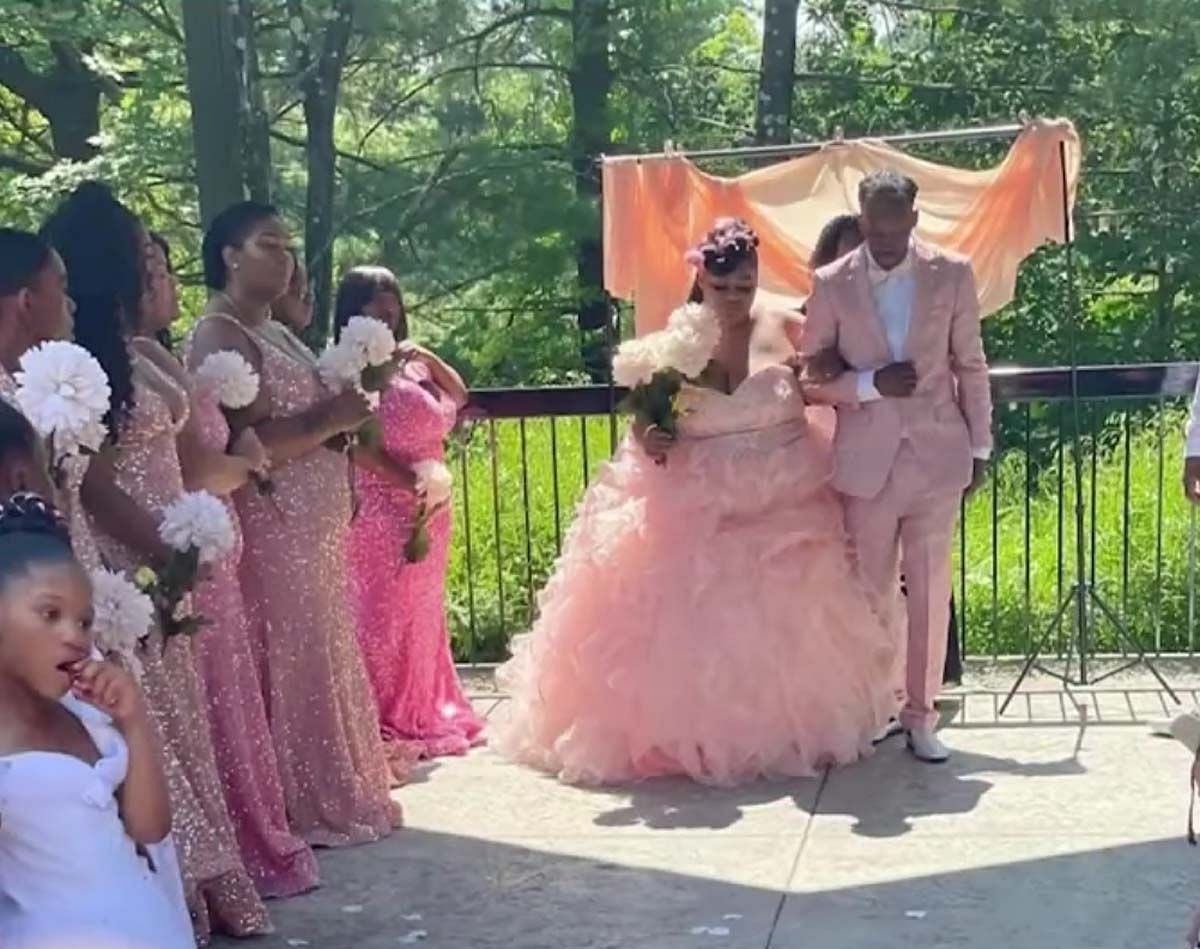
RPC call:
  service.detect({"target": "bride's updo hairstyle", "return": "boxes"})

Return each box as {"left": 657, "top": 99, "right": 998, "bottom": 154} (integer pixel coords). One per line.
{"left": 685, "top": 218, "right": 760, "bottom": 303}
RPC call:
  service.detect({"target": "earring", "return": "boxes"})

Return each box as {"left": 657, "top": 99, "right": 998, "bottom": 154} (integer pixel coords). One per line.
{"left": 233, "top": 263, "right": 240, "bottom": 270}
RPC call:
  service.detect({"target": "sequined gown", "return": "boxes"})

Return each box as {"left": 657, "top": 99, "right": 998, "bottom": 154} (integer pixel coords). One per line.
{"left": 211, "top": 314, "right": 400, "bottom": 847}
{"left": 349, "top": 363, "right": 484, "bottom": 762}
{"left": 88, "top": 349, "right": 270, "bottom": 941}
{"left": 189, "top": 381, "right": 320, "bottom": 898}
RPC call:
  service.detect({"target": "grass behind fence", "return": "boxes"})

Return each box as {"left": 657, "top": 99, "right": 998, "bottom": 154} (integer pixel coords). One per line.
{"left": 446, "top": 403, "right": 1197, "bottom": 663}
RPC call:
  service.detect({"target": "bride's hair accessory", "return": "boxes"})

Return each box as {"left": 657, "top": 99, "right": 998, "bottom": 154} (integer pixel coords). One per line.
{"left": 684, "top": 218, "right": 760, "bottom": 276}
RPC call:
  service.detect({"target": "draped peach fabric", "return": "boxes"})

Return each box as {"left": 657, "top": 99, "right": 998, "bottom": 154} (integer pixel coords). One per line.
{"left": 602, "top": 118, "right": 1081, "bottom": 334}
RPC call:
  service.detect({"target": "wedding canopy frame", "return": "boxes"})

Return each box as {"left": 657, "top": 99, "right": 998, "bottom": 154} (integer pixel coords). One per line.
{"left": 596, "top": 119, "right": 1179, "bottom": 707}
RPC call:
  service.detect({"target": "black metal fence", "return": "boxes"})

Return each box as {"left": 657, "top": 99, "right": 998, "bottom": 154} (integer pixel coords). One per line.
{"left": 445, "top": 363, "right": 1200, "bottom": 664}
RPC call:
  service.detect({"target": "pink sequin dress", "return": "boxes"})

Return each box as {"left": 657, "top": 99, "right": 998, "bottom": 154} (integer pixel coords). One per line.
{"left": 349, "top": 362, "right": 484, "bottom": 762}
{"left": 89, "top": 348, "right": 270, "bottom": 941}
{"left": 189, "top": 382, "right": 320, "bottom": 898}
{"left": 213, "top": 315, "right": 401, "bottom": 848}
{"left": 494, "top": 366, "right": 900, "bottom": 787}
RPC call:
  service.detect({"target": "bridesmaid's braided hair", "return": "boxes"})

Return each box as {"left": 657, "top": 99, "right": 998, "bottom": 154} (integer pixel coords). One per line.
{"left": 0, "top": 492, "right": 73, "bottom": 589}
{"left": 41, "top": 181, "right": 145, "bottom": 436}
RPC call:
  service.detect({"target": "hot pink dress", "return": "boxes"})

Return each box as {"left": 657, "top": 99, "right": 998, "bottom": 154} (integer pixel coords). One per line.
{"left": 89, "top": 349, "right": 269, "bottom": 941}
{"left": 213, "top": 315, "right": 401, "bottom": 848}
{"left": 494, "top": 366, "right": 899, "bottom": 786}
{"left": 349, "top": 362, "right": 484, "bottom": 762}
{"left": 189, "top": 382, "right": 320, "bottom": 898}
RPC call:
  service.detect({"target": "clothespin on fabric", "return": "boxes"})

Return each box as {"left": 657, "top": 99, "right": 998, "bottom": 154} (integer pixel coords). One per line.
{"left": 663, "top": 140, "right": 678, "bottom": 158}
{"left": 821, "top": 126, "right": 847, "bottom": 152}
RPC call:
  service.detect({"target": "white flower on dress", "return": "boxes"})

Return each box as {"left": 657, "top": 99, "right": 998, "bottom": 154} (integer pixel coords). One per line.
{"left": 159, "top": 491, "right": 235, "bottom": 564}
{"left": 89, "top": 568, "right": 152, "bottom": 678}
{"left": 14, "top": 341, "right": 111, "bottom": 460}
{"left": 413, "top": 459, "right": 453, "bottom": 506}
{"left": 194, "top": 351, "right": 260, "bottom": 409}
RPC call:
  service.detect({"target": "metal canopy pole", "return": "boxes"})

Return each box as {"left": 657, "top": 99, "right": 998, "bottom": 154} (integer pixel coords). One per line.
{"left": 599, "top": 121, "right": 1026, "bottom": 166}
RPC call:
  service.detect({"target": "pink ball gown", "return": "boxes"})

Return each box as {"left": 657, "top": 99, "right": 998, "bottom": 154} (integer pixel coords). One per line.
{"left": 89, "top": 348, "right": 270, "bottom": 941}
{"left": 494, "top": 365, "right": 899, "bottom": 787}
{"left": 348, "top": 362, "right": 484, "bottom": 763}
{"left": 210, "top": 315, "right": 401, "bottom": 847}
{"left": 189, "top": 383, "right": 320, "bottom": 898}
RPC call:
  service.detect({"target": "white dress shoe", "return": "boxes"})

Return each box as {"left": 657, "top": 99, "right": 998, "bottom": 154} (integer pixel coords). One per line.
{"left": 906, "top": 727, "right": 950, "bottom": 763}
{"left": 873, "top": 717, "right": 904, "bottom": 745}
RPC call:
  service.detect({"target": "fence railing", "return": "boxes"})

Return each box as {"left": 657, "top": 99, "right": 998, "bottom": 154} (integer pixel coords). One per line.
{"left": 446, "top": 363, "right": 1200, "bottom": 664}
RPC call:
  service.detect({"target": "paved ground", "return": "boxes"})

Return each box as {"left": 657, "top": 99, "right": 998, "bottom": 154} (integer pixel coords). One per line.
{"left": 216, "top": 663, "right": 1200, "bottom": 949}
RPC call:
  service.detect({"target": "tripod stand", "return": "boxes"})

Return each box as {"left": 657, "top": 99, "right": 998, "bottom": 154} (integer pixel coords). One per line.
{"left": 999, "top": 142, "right": 1180, "bottom": 715}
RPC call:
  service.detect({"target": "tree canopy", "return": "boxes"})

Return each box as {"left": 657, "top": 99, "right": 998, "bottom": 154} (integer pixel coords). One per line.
{"left": 1, "top": 0, "right": 1196, "bottom": 383}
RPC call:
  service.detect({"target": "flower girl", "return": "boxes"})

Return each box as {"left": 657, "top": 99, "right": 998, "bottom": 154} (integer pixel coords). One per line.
{"left": 0, "top": 483, "right": 192, "bottom": 947}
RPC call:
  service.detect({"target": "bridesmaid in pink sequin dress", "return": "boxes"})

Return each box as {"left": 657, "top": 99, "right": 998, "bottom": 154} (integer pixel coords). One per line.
{"left": 134, "top": 234, "right": 319, "bottom": 900}
{"left": 43, "top": 184, "right": 270, "bottom": 941}
{"left": 337, "top": 267, "right": 484, "bottom": 762}
{"left": 191, "top": 203, "right": 400, "bottom": 848}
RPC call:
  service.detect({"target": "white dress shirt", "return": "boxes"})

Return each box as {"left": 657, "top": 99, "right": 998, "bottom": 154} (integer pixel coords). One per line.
{"left": 855, "top": 243, "right": 990, "bottom": 461}
{"left": 856, "top": 245, "right": 915, "bottom": 404}
{"left": 1186, "top": 369, "right": 1200, "bottom": 459}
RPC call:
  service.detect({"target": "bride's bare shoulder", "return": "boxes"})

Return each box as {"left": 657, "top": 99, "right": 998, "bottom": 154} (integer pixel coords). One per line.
{"left": 749, "top": 305, "right": 803, "bottom": 370}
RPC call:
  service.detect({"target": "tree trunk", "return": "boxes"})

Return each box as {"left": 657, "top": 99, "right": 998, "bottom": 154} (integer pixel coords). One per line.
{"left": 234, "top": 0, "right": 273, "bottom": 204}
{"left": 181, "top": 0, "right": 250, "bottom": 226}
{"left": 569, "top": 0, "right": 613, "bottom": 378}
{"left": 0, "top": 41, "right": 103, "bottom": 162}
{"left": 755, "top": 0, "right": 799, "bottom": 146}
{"left": 291, "top": 0, "right": 354, "bottom": 347}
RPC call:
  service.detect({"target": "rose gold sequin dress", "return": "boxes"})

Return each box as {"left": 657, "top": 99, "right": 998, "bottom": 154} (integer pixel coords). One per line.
{"left": 88, "top": 349, "right": 270, "bottom": 942}
{"left": 216, "top": 315, "right": 401, "bottom": 847}
{"left": 189, "top": 382, "right": 320, "bottom": 897}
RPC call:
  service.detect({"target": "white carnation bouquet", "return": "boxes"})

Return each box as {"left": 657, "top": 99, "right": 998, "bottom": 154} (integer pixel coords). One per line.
{"left": 193, "top": 350, "right": 278, "bottom": 504}
{"left": 136, "top": 491, "right": 235, "bottom": 638}
{"left": 612, "top": 303, "right": 720, "bottom": 453}
{"left": 89, "top": 568, "right": 154, "bottom": 678}
{"left": 194, "top": 350, "right": 259, "bottom": 409}
{"left": 402, "top": 460, "right": 453, "bottom": 563}
{"left": 317, "top": 316, "right": 397, "bottom": 447}
{"left": 13, "top": 341, "right": 110, "bottom": 486}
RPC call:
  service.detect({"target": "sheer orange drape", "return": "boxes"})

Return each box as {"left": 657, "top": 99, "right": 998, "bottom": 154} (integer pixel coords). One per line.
{"left": 602, "top": 118, "right": 1081, "bottom": 334}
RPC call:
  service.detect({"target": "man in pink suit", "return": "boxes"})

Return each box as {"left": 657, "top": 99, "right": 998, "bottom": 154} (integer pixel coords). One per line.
{"left": 801, "top": 171, "right": 993, "bottom": 763}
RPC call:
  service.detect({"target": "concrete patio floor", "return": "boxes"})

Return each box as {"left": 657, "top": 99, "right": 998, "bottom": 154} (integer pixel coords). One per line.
{"left": 216, "top": 665, "right": 1200, "bottom": 949}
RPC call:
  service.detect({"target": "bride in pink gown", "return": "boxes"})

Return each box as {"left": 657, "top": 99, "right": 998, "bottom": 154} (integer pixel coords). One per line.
{"left": 494, "top": 219, "right": 898, "bottom": 786}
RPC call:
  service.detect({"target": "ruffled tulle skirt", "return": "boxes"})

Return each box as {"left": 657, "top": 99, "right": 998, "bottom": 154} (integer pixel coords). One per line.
{"left": 494, "top": 415, "right": 898, "bottom": 786}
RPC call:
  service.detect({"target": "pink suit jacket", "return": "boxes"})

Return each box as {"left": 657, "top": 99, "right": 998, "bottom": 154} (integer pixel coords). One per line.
{"left": 801, "top": 240, "right": 993, "bottom": 500}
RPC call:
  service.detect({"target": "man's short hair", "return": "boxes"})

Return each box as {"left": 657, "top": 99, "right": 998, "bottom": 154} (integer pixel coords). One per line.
{"left": 858, "top": 170, "right": 919, "bottom": 210}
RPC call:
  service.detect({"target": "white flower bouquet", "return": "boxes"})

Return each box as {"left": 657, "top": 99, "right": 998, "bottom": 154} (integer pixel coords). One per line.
{"left": 14, "top": 341, "right": 110, "bottom": 486}
{"left": 193, "top": 350, "right": 278, "bottom": 504}
{"left": 137, "top": 491, "right": 235, "bottom": 638}
{"left": 89, "top": 568, "right": 154, "bottom": 678}
{"left": 402, "top": 460, "right": 453, "bottom": 563}
{"left": 612, "top": 302, "right": 719, "bottom": 445}
{"left": 194, "top": 350, "right": 259, "bottom": 409}
{"left": 317, "top": 316, "right": 398, "bottom": 446}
